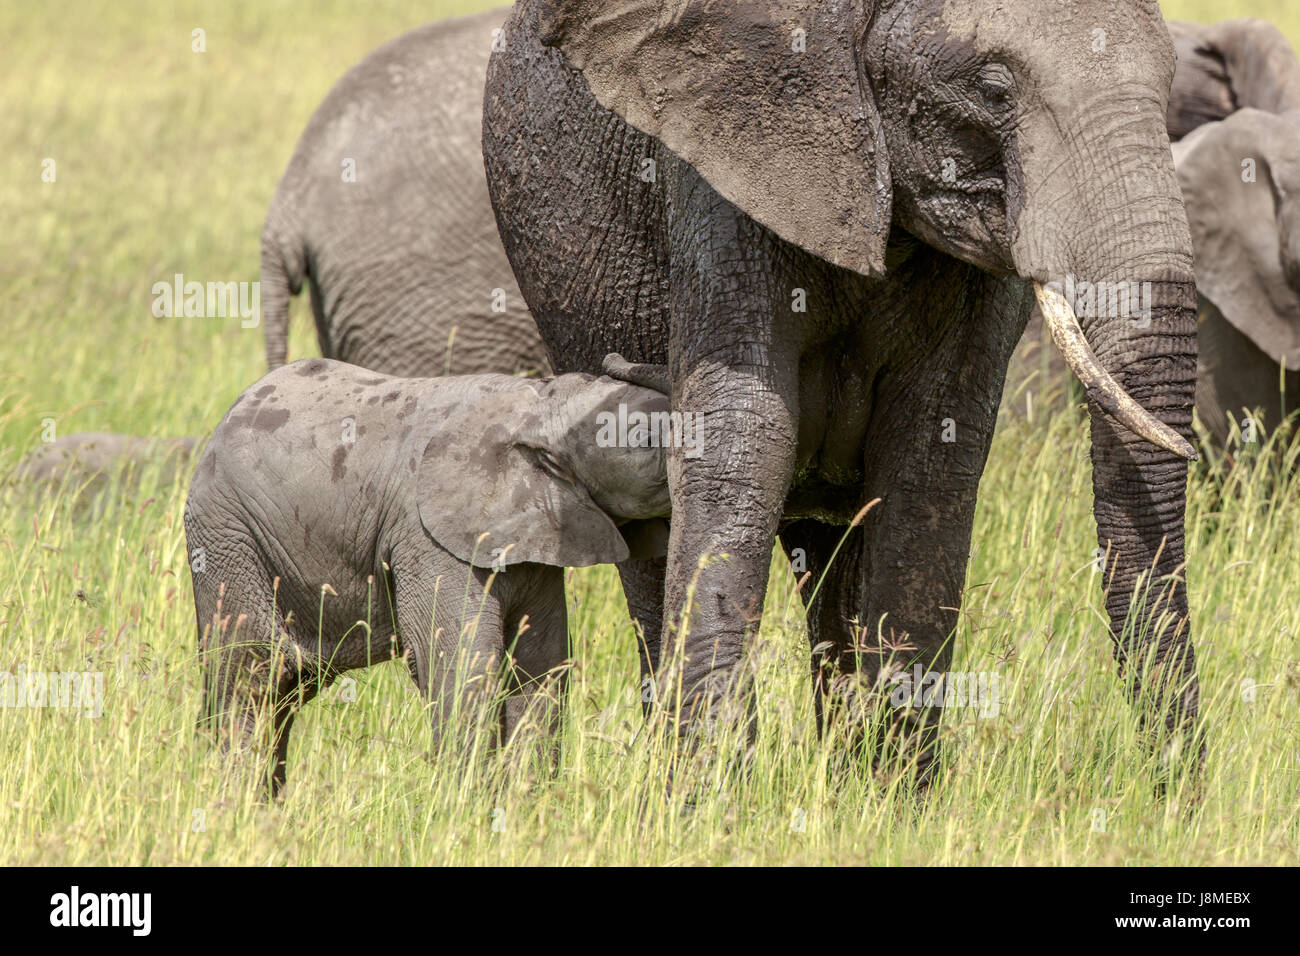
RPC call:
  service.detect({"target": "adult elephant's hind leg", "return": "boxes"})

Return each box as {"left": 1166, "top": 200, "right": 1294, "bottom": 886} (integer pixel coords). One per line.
{"left": 780, "top": 517, "right": 956, "bottom": 789}
{"left": 778, "top": 519, "right": 866, "bottom": 736}
{"left": 784, "top": 505, "right": 966, "bottom": 789}
{"left": 781, "top": 485, "right": 984, "bottom": 789}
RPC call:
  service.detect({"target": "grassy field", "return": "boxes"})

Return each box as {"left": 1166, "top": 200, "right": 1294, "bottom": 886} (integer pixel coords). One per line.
{"left": 1, "top": 0, "right": 1298, "bottom": 865}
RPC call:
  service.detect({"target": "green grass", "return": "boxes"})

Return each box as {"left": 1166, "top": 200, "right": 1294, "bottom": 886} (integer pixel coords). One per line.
{"left": 1, "top": 0, "right": 1298, "bottom": 865}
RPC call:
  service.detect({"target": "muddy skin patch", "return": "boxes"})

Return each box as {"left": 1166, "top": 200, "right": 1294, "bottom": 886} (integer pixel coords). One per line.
{"left": 230, "top": 406, "right": 291, "bottom": 432}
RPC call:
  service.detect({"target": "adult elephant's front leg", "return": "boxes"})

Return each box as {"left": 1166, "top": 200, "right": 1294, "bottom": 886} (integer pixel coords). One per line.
{"left": 658, "top": 180, "right": 799, "bottom": 739}
{"left": 662, "top": 368, "right": 796, "bottom": 729}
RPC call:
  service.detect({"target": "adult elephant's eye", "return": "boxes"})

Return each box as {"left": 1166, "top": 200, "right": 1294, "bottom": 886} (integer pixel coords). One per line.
{"left": 975, "top": 63, "right": 1015, "bottom": 109}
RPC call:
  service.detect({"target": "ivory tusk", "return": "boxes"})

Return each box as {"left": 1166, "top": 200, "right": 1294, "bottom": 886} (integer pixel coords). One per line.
{"left": 1034, "top": 282, "right": 1197, "bottom": 462}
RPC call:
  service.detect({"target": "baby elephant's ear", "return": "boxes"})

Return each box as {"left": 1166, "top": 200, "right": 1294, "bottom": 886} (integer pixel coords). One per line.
{"left": 416, "top": 428, "right": 630, "bottom": 571}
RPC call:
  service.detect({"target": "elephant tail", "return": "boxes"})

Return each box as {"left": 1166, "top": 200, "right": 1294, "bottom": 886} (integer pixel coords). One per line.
{"left": 259, "top": 221, "right": 305, "bottom": 370}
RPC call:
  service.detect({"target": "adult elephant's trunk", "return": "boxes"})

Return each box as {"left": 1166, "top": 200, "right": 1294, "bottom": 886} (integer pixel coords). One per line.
{"left": 1078, "top": 275, "right": 1200, "bottom": 761}
{"left": 1042, "top": 275, "right": 1201, "bottom": 753}
{"left": 1014, "top": 87, "right": 1202, "bottom": 763}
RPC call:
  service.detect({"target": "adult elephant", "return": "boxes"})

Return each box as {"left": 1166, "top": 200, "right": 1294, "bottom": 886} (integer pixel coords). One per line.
{"left": 483, "top": 0, "right": 1202, "bottom": 781}
{"left": 1176, "top": 108, "right": 1300, "bottom": 450}
{"left": 1168, "top": 18, "right": 1300, "bottom": 140}
{"left": 261, "top": 7, "right": 547, "bottom": 378}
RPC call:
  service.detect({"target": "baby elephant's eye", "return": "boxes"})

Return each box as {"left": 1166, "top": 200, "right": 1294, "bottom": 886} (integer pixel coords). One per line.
{"left": 534, "top": 447, "right": 573, "bottom": 482}
{"left": 975, "top": 63, "right": 1015, "bottom": 107}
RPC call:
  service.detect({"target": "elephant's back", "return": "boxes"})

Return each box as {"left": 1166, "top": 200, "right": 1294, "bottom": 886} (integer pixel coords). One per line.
{"left": 17, "top": 432, "right": 136, "bottom": 482}
{"left": 18, "top": 432, "right": 197, "bottom": 487}
{"left": 196, "top": 361, "right": 402, "bottom": 508}
{"left": 195, "top": 359, "right": 536, "bottom": 503}
{"left": 265, "top": 8, "right": 545, "bottom": 378}
{"left": 188, "top": 360, "right": 551, "bottom": 574}
{"left": 286, "top": 13, "right": 496, "bottom": 202}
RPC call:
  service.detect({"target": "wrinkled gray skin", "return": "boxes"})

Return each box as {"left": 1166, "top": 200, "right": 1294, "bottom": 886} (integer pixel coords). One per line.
{"left": 262, "top": 8, "right": 548, "bottom": 378}
{"left": 1167, "top": 18, "right": 1300, "bottom": 140}
{"left": 184, "top": 358, "right": 669, "bottom": 796}
{"left": 484, "top": 0, "right": 1202, "bottom": 781}
{"left": 16, "top": 433, "right": 198, "bottom": 495}
{"left": 1176, "top": 108, "right": 1300, "bottom": 450}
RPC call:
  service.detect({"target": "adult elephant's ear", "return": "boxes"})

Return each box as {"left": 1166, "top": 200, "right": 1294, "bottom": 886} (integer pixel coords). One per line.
{"left": 1176, "top": 110, "right": 1300, "bottom": 370}
{"left": 538, "top": 0, "right": 891, "bottom": 278}
{"left": 416, "top": 393, "right": 630, "bottom": 569}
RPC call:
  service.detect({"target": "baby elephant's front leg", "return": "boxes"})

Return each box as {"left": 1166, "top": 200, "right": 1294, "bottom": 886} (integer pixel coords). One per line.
{"left": 501, "top": 566, "right": 570, "bottom": 765}
{"left": 407, "top": 605, "right": 505, "bottom": 755}
{"left": 395, "top": 558, "right": 569, "bottom": 765}
{"left": 391, "top": 553, "right": 510, "bottom": 753}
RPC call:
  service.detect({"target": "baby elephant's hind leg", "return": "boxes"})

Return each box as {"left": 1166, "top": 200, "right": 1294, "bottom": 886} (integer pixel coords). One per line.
{"left": 192, "top": 547, "right": 312, "bottom": 798}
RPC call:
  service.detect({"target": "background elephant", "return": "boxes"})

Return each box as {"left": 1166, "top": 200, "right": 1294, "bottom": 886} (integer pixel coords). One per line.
{"left": 1006, "top": 17, "right": 1300, "bottom": 430}
{"left": 14, "top": 432, "right": 198, "bottom": 498}
{"left": 1168, "top": 18, "right": 1300, "bottom": 139}
{"left": 484, "top": 0, "right": 1202, "bottom": 779}
{"left": 185, "top": 357, "right": 671, "bottom": 795}
{"left": 1175, "top": 108, "right": 1300, "bottom": 450}
{"left": 261, "top": 7, "right": 548, "bottom": 378}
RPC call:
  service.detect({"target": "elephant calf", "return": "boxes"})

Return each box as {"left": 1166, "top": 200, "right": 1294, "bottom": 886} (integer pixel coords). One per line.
{"left": 184, "top": 357, "right": 670, "bottom": 795}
